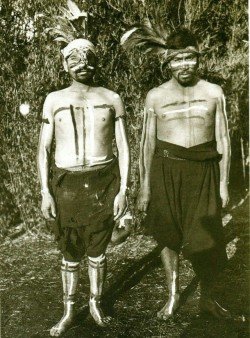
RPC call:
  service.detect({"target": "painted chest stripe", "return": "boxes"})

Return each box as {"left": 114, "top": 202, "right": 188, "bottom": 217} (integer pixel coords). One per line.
{"left": 70, "top": 105, "right": 79, "bottom": 156}
{"left": 89, "top": 102, "right": 95, "bottom": 163}
{"left": 81, "top": 107, "right": 85, "bottom": 164}
{"left": 161, "top": 99, "right": 207, "bottom": 109}
{"left": 162, "top": 105, "right": 208, "bottom": 116}
{"left": 54, "top": 107, "right": 70, "bottom": 116}
{"left": 167, "top": 115, "right": 205, "bottom": 122}
{"left": 94, "top": 104, "right": 113, "bottom": 109}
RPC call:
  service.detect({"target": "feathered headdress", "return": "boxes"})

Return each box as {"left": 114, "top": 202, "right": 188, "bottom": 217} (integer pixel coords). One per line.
{"left": 45, "top": 0, "right": 96, "bottom": 58}
{"left": 121, "top": 19, "right": 169, "bottom": 59}
{"left": 121, "top": 9, "right": 200, "bottom": 63}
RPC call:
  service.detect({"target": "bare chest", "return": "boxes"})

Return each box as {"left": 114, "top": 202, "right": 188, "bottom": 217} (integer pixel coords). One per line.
{"left": 54, "top": 102, "right": 115, "bottom": 131}
{"left": 155, "top": 96, "right": 217, "bottom": 128}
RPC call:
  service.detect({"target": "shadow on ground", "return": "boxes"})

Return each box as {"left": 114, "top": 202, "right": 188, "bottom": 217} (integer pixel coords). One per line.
{"left": 1, "top": 195, "right": 249, "bottom": 338}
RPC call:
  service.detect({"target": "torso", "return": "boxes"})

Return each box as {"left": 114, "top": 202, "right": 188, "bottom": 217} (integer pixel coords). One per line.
{"left": 153, "top": 79, "right": 220, "bottom": 148}
{"left": 51, "top": 86, "right": 116, "bottom": 168}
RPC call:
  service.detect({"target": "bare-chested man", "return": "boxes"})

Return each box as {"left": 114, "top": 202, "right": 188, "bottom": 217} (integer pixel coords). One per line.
{"left": 37, "top": 37, "right": 130, "bottom": 336}
{"left": 136, "top": 29, "right": 232, "bottom": 320}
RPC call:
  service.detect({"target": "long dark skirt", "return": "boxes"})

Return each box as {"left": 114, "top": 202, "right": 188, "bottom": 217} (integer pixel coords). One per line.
{"left": 144, "top": 150, "right": 227, "bottom": 279}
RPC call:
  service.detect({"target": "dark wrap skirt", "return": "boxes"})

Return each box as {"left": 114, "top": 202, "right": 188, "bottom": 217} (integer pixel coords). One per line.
{"left": 144, "top": 140, "right": 228, "bottom": 279}
{"left": 51, "top": 157, "right": 120, "bottom": 261}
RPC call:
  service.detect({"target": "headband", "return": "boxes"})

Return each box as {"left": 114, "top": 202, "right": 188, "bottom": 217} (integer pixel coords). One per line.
{"left": 62, "top": 39, "right": 96, "bottom": 59}
{"left": 160, "top": 46, "right": 200, "bottom": 63}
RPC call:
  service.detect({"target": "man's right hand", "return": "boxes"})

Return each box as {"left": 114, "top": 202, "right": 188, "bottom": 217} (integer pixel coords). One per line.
{"left": 137, "top": 186, "right": 151, "bottom": 212}
{"left": 41, "top": 192, "right": 56, "bottom": 220}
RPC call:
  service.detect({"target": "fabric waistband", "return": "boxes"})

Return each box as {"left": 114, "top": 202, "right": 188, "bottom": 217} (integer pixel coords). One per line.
{"left": 155, "top": 139, "right": 221, "bottom": 161}
{"left": 53, "top": 156, "right": 118, "bottom": 182}
{"left": 64, "top": 158, "right": 114, "bottom": 172}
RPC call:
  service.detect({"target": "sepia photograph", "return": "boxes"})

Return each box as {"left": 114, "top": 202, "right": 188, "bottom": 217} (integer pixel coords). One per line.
{"left": 0, "top": 0, "right": 248, "bottom": 337}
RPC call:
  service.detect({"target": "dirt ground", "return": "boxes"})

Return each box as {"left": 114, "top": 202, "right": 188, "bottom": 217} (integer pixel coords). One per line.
{"left": 0, "top": 194, "right": 249, "bottom": 338}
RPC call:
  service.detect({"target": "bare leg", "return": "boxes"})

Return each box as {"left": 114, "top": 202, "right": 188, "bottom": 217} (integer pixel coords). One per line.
{"left": 88, "top": 255, "right": 112, "bottom": 327}
{"left": 50, "top": 259, "right": 80, "bottom": 337}
{"left": 157, "top": 247, "right": 180, "bottom": 320}
{"left": 199, "top": 279, "right": 232, "bottom": 320}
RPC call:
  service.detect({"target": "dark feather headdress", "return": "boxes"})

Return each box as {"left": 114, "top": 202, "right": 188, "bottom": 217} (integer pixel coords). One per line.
{"left": 121, "top": 20, "right": 169, "bottom": 59}
{"left": 121, "top": 9, "right": 200, "bottom": 63}
{"left": 45, "top": 0, "right": 96, "bottom": 58}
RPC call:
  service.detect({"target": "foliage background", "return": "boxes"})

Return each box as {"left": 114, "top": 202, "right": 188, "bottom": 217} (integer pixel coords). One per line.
{"left": 0, "top": 0, "right": 248, "bottom": 241}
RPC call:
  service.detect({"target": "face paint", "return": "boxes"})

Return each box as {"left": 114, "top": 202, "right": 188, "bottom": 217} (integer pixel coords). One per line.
{"left": 67, "top": 48, "right": 96, "bottom": 72}
{"left": 169, "top": 53, "right": 198, "bottom": 69}
{"left": 62, "top": 38, "right": 96, "bottom": 59}
{"left": 71, "top": 63, "right": 94, "bottom": 72}
{"left": 170, "top": 59, "right": 197, "bottom": 69}
{"left": 66, "top": 48, "right": 96, "bottom": 83}
{"left": 169, "top": 52, "right": 198, "bottom": 85}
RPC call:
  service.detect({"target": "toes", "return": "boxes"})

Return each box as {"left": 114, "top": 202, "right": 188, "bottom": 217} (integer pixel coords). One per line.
{"left": 98, "top": 316, "right": 113, "bottom": 327}
{"left": 50, "top": 322, "right": 69, "bottom": 337}
{"left": 157, "top": 311, "right": 162, "bottom": 319}
{"left": 50, "top": 327, "right": 60, "bottom": 337}
{"left": 103, "top": 316, "right": 113, "bottom": 324}
{"left": 157, "top": 312, "right": 173, "bottom": 321}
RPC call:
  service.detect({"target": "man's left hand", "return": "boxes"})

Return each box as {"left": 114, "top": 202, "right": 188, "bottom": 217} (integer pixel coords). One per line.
{"left": 220, "top": 181, "right": 229, "bottom": 208}
{"left": 113, "top": 192, "right": 127, "bottom": 221}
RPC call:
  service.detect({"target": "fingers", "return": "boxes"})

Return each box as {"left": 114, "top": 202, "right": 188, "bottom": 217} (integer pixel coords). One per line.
{"left": 51, "top": 201, "right": 57, "bottom": 218}
{"left": 41, "top": 205, "right": 56, "bottom": 220}
{"left": 222, "top": 197, "right": 229, "bottom": 208}
{"left": 137, "top": 200, "right": 148, "bottom": 212}
{"left": 114, "top": 204, "right": 126, "bottom": 221}
{"left": 41, "top": 195, "right": 56, "bottom": 220}
{"left": 114, "top": 194, "right": 128, "bottom": 221}
{"left": 221, "top": 192, "right": 229, "bottom": 208}
{"left": 114, "top": 209, "right": 123, "bottom": 221}
{"left": 113, "top": 196, "right": 119, "bottom": 219}
{"left": 42, "top": 208, "right": 53, "bottom": 220}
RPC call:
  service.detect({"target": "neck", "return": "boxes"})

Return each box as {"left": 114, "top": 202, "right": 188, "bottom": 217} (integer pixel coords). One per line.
{"left": 70, "top": 80, "right": 93, "bottom": 91}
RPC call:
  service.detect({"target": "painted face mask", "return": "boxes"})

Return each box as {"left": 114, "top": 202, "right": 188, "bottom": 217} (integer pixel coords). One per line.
{"left": 62, "top": 38, "right": 96, "bottom": 58}
{"left": 67, "top": 47, "right": 95, "bottom": 72}
{"left": 169, "top": 56, "right": 198, "bottom": 69}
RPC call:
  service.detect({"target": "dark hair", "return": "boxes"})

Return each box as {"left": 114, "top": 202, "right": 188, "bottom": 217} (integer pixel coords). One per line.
{"left": 166, "top": 28, "right": 198, "bottom": 49}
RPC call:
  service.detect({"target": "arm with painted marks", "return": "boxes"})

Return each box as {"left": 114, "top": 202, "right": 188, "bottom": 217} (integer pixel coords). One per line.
{"left": 137, "top": 91, "right": 157, "bottom": 212}
{"left": 113, "top": 94, "right": 130, "bottom": 221}
{"left": 37, "top": 93, "right": 56, "bottom": 220}
{"left": 215, "top": 91, "right": 231, "bottom": 208}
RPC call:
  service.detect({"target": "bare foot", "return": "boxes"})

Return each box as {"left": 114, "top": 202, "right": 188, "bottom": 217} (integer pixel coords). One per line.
{"left": 157, "top": 293, "right": 180, "bottom": 320}
{"left": 199, "top": 296, "right": 232, "bottom": 320}
{"left": 89, "top": 296, "right": 112, "bottom": 327}
{"left": 50, "top": 304, "right": 75, "bottom": 337}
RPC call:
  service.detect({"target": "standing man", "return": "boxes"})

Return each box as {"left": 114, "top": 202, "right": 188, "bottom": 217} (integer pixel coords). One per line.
{"left": 38, "top": 2, "right": 130, "bottom": 336}
{"left": 122, "top": 27, "right": 231, "bottom": 320}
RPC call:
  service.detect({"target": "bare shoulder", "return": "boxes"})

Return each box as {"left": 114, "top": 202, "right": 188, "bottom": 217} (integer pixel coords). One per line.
{"left": 199, "top": 79, "right": 223, "bottom": 97}
{"left": 93, "top": 86, "right": 121, "bottom": 102}
{"left": 145, "top": 82, "right": 171, "bottom": 108}
{"left": 43, "top": 89, "right": 71, "bottom": 116}
{"left": 146, "top": 85, "right": 165, "bottom": 102}
{"left": 45, "top": 88, "right": 69, "bottom": 101}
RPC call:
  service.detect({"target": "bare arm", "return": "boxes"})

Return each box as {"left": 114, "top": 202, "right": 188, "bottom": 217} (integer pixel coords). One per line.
{"left": 113, "top": 94, "right": 130, "bottom": 220}
{"left": 137, "top": 91, "right": 157, "bottom": 211}
{"left": 215, "top": 91, "right": 231, "bottom": 208}
{"left": 37, "top": 93, "right": 56, "bottom": 219}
